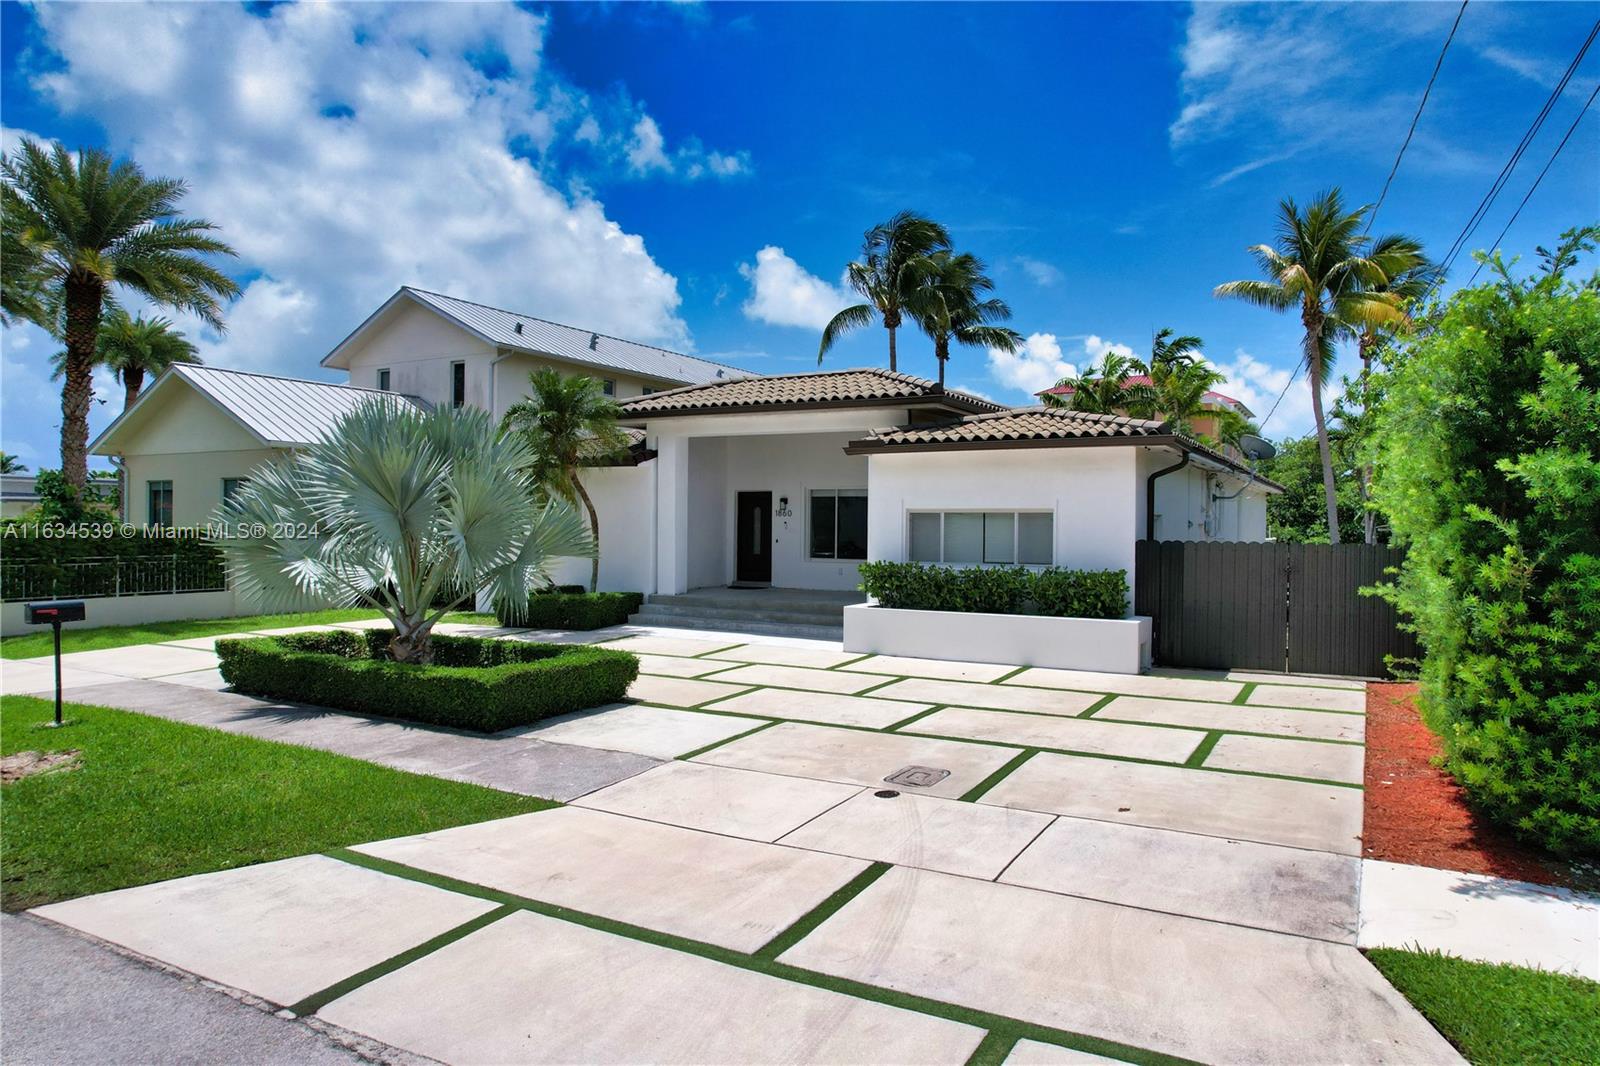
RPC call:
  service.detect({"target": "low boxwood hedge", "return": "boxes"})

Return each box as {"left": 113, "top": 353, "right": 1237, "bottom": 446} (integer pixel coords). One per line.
{"left": 858, "top": 561, "right": 1127, "bottom": 620}
{"left": 215, "top": 629, "right": 639, "bottom": 733}
{"left": 493, "top": 590, "right": 644, "bottom": 630}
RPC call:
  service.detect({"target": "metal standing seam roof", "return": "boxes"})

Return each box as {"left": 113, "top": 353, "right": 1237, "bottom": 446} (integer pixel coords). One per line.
{"left": 166, "top": 365, "right": 427, "bottom": 447}
{"left": 393, "top": 288, "right": 750, "bottom": 387}
{"left": 615, "top": 368, "right": 1006, "bottom": 417}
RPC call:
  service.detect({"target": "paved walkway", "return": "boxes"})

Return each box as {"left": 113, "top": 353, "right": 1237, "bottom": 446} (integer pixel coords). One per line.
{"left": 10, "top": 623, "right": 1470, "bottom": 1064}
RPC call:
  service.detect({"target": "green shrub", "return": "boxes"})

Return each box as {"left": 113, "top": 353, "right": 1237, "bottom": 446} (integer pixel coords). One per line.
{"left": 0, "top": 527, "right": 224, "bottom": 602}
{"left": 1370, "top": 227, "right": 1600, "bottom": 856}
{"left": 858, "top": 561, "right": 1127, "bottom": 619}
{"left": 216, "top": 629, "right": 639, "bottom": 733}
{"left": 494, "top": 590, "right": 644, "bottom": 630}
{"left": 1031, "top": 568, "right": 1128, "bottom": 619}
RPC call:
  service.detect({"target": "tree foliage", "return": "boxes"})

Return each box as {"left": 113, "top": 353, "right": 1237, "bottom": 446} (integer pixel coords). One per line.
{"left": 1258, "top": 434, "right": 1364, "bottom": 544}
{"left": 218, "top": 400, "right": 594, "bottom": 664}
{"left": 1371, "top": 225, "right": 1600, "bottom": 856}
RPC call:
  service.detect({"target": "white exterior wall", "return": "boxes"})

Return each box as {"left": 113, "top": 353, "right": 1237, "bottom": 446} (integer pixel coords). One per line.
{"left": 337, "top": 300, "right": 499, "bottom": 408}
{"left": 546, "top": 463, "right": 657, "bottom": 593}
{"left": 108, "top": 387, "right": 285, "bottom": 528}
{"left": 1140, "top": 450, "right": 1272, "bottom": 543}
{"left": 865, "top": 448, "right": 1144, "bottom": 596}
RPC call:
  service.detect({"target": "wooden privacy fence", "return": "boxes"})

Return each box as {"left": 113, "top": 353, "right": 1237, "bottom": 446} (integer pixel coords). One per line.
{"left": 1133, "top": 540, "right": 1420, "bottom": 678}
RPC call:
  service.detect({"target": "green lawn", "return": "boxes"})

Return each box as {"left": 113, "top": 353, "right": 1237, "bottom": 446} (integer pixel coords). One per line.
{"left": 0, "top": 608, "right": 509, "bottom": 659}
{"left": 1367, "top": 948, "right": 1600, "bottom": 1065}
{"left": 0, "top": 608, "right": 386, "bottom": 659}
{"left": 0, "top": 695, "right": 552, "bottom": 911}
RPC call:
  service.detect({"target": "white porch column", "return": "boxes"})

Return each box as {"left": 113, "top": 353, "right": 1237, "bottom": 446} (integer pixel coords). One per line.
{"left": 654, "top": 434, "right": 691, "bottom": 595}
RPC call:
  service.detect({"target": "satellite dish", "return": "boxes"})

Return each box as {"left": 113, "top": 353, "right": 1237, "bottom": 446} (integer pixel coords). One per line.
{"left": 1239, "top": 433, "right": 1276, "bottom": 460}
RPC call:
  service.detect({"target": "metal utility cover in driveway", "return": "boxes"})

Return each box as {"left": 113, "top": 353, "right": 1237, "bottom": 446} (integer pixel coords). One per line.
{"left": 884, "top": 765, "right": 950, "bottom": 788}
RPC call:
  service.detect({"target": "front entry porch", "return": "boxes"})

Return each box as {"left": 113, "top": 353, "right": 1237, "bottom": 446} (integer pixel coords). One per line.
{"left": 629, "top": 586, "right": 866, "bottom": 640}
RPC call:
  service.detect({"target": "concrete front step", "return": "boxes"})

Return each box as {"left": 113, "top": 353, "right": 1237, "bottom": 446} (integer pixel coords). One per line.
{"left": 639, "top": 602, "right": 848, "bottom": 626}
{"left": 627, "top": 609, "right": 843, "bottom": 642}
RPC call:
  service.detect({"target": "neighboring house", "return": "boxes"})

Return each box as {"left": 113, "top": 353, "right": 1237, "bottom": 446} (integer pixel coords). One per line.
{"left": 90, "top": 365, "right": 426, "bottom": 528}
{"left": 1, "top": 472, "right": 120, "bottom": 518}
{"left": 86, "top": 288, "right": 1279, "bottom": 616}
{"left": 320, "top": 286, "right": 747, "bottom": 416}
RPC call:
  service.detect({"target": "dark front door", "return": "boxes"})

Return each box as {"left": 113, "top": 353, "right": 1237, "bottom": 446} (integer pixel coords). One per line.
{"left": 735, "top": 491, "right": 772, "bottom": 584}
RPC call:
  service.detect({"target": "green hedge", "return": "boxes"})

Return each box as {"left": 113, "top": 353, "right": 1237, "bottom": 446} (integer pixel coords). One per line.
{"left": 494, "top": 590, "right": 644, "bottom": 630}
{"left": 216, "top": 629, "right": 639, "bottom": 733}
{"left": 858, "top": 562, "right": 1126, "bottom": 619}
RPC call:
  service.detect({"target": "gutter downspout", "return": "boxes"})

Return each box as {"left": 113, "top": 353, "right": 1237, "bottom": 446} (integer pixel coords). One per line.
{"left": 487, "top": 349, "right": 518, "bottom": 422}
{"left": 1145, "top": 452, "right": 1190, "bottom": 541}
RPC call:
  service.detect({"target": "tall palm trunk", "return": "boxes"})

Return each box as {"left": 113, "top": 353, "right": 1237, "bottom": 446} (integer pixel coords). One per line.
{"left": 1303, "top": 312, "right": 1341, "bottom": 544}
{"left": 1358, "top": 333, "right": 1377, "bottom": 545}
{"left": 574, "top": 475, "right": 601, "bottom": 593}
{"left": 61, "top": 274, "right": 105, "bottom": 490}
{"left": 935, "top": 335, "right": 949, "bottom": 386}
{"left": 122, "top": 366, "right": 146, "bottom": 411}
{"left": 886, "top": 324, "right": 898, "bottom": 372}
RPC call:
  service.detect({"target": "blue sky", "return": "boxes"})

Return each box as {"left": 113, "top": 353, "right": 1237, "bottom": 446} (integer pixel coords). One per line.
{"left": 3, "top": 1, "right": 1597, "bottom": 469}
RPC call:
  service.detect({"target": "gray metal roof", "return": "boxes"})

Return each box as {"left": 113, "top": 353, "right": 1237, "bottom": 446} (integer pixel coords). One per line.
{"left": 331, "top": 287, "right": 750, "bottom": 387}
{"left": 116, "top": 365, "right": 427, "bottom": 449}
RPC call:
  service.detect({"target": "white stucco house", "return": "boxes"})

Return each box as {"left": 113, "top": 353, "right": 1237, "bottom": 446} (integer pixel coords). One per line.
{"left": 86, "top": 286, "right": 1280, "bottom": 647}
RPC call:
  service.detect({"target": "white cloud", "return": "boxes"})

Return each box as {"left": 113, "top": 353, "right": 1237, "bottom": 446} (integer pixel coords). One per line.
{"left": 739, "top": 246, "right": 852, "bottom": 330}
{"left": 1207, "top": 348, "right": 1342, "bottom": 439}
{"left": 625, "top": 115, "right": 672, "bottom": 174}
{"left": 986, "top": 332, "right": 1140, "bottom": 398}
{"left": 1015, "top": 256, "right": 1064, "bottom": 287}
{"left": 18, "top": 0, "right": 764, "bottom": 405}
{"left": 986, "top": 332, "right": 1076, "bottom": 396}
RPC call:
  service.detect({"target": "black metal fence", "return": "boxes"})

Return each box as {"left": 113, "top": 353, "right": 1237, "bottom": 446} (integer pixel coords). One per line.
{"left": 1, "top": 555, "right": 229, "bottom": 603}
{"left": 1133, "top": 540, "right": 1420, "bottom": 678}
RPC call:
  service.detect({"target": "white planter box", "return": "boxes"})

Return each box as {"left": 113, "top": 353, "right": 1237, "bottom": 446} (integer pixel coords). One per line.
{"left": 843, "top": 603, "right": 1153, "bottom": 675}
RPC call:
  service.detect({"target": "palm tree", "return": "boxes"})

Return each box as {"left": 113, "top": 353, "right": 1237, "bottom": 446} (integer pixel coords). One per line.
{"left": 1342, "top": 234, "right": 1436, "bottom": 543}
{"left": 909, "top": 251, "right": 1023, "bottom": 387}
{"left": 218, "top": 399, "right": 593, "bottom": 664}
{"left": 1045, "top": 351, "right": 1153, "bottom": 414}
{"left": 0, "top": 139, "right": 239, "bottom": 490}
{"left": 96, "top": 309, "right": 201, "bottom": 410}
{"left": 500, "top": 369, "right": 630, "bottom": 593}
{"left": 819, "top": 211, "right": 951, "bottom": 372}
{"left": 0, "top": 453, "right": 27, "bottom": 474}
{"left": 1214, "top": 189, "right": 1408, "bottom": 544}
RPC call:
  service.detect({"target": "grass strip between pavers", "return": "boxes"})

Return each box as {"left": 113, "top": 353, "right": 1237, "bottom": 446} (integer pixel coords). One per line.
{"left": 966, "top": 1030, "right": 1022, "bottom": 1066}
{"left": 1184, "top": 730, "right": 1225, "bottom": 768}
{"left": 958, "top": 748, "right": 1040, "bottom": 802}
{"left": 989, "top": 665, "right": 1030, "bottom": 684}
{"left": 1231, "top": 682, "right": 1258, "bottom": 705}
{"left": 674, "top": 719, "right": 779, "bottom": 761}
{"left": 284, "top": 903, "right": 518, "bottom": 1016}
{"left": 325, "top": 849, "right": 1199, "bottom": 1066}
{"left": 883, "top": 704, "right": 947, "bottom": 732}
{"left": 753, "top": 861, "right": 891, "bottom": 959}
{"left": 1077, "top": 694, "right": 1117, "bottom": 718}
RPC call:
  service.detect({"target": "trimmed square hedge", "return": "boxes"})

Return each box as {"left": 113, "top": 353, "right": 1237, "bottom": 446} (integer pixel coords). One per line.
{"left": 857, "top": 561, "right": 1127, "bottom": 619}
{"left": 493, "top": 590, "right": 644, "bottom": 630}
{"left": 215, "top": 629, "right": 639, "bottom": 733}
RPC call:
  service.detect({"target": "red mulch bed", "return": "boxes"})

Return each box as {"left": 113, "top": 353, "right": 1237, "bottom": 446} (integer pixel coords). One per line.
{"left": 1363, "top": 682, "right": 1580, "bottom": 888}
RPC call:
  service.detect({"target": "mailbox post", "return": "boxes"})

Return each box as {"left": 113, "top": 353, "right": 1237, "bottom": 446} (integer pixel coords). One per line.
{"left": 24, "top": 600, "right": 85, "bottom": 727}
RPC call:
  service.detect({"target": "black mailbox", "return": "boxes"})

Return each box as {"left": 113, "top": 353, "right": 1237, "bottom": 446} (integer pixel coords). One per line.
{"left": 25, "top": 600, "right": 87, "bottom": 625}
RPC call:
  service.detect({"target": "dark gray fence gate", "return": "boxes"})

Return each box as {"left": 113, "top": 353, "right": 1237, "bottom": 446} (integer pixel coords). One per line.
{"left": 1133, "top": 540, "right": 1419, "bottom": 678}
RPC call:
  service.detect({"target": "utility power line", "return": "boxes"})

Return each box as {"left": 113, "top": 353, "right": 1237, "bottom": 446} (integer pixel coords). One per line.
{"left": 1467, "top": 78, "right": 1600, "bottom": 284}
{"left": 1434, "top": 17, "right": 1600, "bottom": 285}
{"left": 1367, "top": 0, "right": 1469, "bottom": 234}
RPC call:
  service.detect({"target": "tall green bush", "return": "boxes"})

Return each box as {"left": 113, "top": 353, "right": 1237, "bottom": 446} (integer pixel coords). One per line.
{"left": 1371, "top": 227, "right": 1600, "bottom": 856}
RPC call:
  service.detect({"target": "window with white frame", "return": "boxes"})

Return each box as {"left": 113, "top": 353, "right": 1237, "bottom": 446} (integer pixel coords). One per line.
{"left": 907, "top": 511, "right": 1053, "bottom": 566}
{"left": 601, "top": 378, "right": 616, "bottom": 396}
{"left": 376, "top": 368, "right": 391, "bottom": 391}
{"left": 810, "top": 489, "right": 867, "bottom": 560}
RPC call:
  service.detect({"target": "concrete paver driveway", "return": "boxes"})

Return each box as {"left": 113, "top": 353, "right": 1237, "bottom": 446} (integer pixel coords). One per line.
{"left": 17, "top": 627, "right": 1463, "bottom": 1064}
